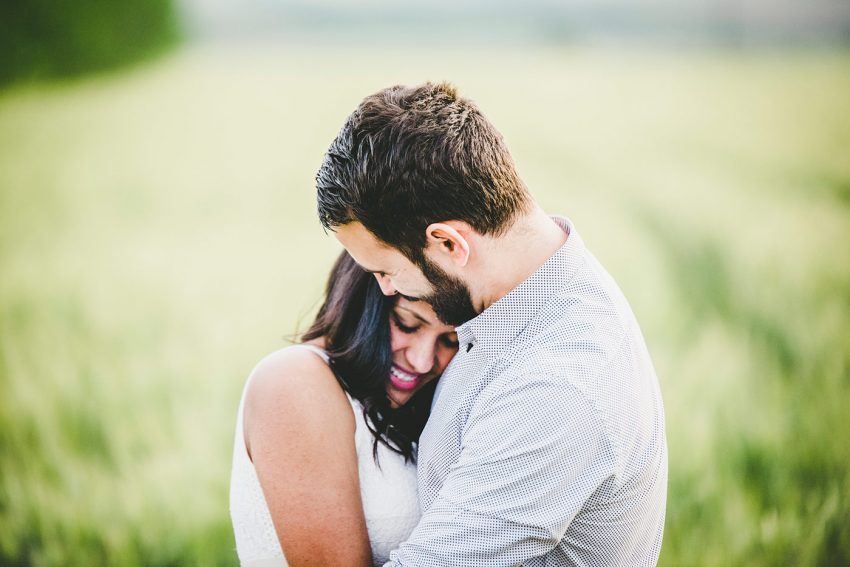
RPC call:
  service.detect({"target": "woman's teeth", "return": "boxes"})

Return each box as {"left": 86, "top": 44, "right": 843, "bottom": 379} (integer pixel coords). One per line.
{"left": 391, "top": 366, "right": 417, "bottom": 383}
{"left": 389, "top": 365, "right": 421, "bottom": 391}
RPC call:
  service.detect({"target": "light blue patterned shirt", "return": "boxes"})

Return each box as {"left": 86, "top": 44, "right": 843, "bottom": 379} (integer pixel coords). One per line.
{"left": 385, "top": 216, "right": 667, "bottom": 567}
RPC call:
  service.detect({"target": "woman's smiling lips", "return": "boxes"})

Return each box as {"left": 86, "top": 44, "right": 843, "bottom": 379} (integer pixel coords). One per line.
{"left": 388, "top": 364, "right": 422, "bottom": 391}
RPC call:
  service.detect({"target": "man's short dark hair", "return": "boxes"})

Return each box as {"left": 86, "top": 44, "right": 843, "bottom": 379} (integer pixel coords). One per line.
{"left": 316, "top": 82, "right": 531, "bottom": 264}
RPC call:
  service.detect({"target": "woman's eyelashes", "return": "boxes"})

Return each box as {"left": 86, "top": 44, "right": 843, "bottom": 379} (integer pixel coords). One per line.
{"left": 392, "top": 311, "right": 458, "bottom": 349}
{"left": 391, "top": 312, "right": 419, "bottom": 334}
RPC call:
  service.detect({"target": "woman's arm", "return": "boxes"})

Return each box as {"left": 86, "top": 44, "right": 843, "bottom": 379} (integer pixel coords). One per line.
{"left": 243, "top": 347, "right": 373, "bottom": 567}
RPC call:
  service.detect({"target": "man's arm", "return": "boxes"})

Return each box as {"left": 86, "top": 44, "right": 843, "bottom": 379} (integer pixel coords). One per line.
{"left": 385, "top": 377, "right": 615, "bottom": 567}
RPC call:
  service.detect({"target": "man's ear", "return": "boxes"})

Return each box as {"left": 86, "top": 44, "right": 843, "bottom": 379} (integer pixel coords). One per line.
{"left": 424, "top": 222, "right": 471, "bottom": 268}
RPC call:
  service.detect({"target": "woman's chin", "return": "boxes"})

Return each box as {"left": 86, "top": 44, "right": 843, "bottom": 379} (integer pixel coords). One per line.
{"left": 385, "top": 386, "right": 413, "bottom": 408}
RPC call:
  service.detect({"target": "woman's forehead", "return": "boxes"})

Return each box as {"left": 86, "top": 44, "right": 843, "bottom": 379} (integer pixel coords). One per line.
{"left": 396, "top": 297, "right": 436, "bottom": 321}
{"left": 396, "top": 298, "right": 456, "bottom": 334}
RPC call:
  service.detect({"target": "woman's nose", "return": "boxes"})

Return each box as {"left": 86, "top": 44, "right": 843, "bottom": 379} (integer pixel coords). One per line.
{"left": 406, "top": 341, "right": 436, "bottom": 374}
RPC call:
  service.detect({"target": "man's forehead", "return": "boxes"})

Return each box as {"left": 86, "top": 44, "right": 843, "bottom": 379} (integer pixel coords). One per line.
{"left": 336, "top": 222, "right": 391, "bottom": 252}
{"left": 335, "top": 223, "right": 405, "bottom": 266}
{"left": 341, "top": 246, "right": 396, "bottom": 273}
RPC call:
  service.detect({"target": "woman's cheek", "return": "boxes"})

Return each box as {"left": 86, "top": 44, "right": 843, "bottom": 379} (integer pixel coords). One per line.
{"left": 388, "top": 328, "right": 404, "bottom": 354}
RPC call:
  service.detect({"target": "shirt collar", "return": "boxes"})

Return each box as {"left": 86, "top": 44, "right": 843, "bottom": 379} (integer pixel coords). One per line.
{"left": 455, "top": 216, "right": 584, "bottom": 356}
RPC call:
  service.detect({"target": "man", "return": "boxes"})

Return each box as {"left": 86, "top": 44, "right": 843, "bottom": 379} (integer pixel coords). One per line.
{"left": 316, "top": 82, "right": 667, "bottom": 566}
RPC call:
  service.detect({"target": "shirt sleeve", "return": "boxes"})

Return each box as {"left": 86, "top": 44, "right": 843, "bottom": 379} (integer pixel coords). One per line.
{"left": 383, "top": 376, "right": 616, "bottom": 567}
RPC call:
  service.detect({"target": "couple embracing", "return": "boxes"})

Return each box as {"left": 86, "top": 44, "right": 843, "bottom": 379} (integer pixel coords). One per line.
{"left": 230, "top": 82, "right": 667, "bottom": 567}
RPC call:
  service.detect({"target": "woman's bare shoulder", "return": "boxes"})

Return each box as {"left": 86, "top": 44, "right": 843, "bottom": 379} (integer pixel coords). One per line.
{"left": 243, "top": 346, "right": 372, "bottom": 565}
{"left": 248, "top": 345, "right": 335, "bottom": 391}
{"left": 243, "top": 345, "right": 353, "bottom": 447}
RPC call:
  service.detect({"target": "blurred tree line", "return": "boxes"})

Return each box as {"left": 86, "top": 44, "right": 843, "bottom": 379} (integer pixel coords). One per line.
{"left": 0, "top": 0, "right": 179, "bottom": 88}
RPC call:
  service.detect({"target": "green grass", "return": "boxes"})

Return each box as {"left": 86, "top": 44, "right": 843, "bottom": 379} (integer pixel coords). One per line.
{"left": 1, "top": 44, "right": 848, "bottom": 565}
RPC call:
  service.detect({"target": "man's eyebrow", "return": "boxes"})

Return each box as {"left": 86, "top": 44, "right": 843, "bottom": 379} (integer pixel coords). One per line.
{"left": 358, "top": 265, "right": 385, "bottom": 275}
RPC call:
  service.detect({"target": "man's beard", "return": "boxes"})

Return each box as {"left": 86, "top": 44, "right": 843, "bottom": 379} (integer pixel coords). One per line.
{"left": 417, "top": 257, "right": 478, "bottom": 327}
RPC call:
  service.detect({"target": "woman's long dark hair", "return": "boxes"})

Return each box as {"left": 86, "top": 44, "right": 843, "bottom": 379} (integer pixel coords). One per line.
{"left": 301, "top": 251, "right": 437, "bottom": 463}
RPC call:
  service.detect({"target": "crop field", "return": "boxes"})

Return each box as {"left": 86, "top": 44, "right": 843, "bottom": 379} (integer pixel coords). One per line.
{"left": 1, "top": 44, "right": 848, "bottom": 565}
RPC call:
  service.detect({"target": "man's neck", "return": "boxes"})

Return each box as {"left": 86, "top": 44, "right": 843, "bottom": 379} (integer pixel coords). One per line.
{"left": 472, "top": 208, "right": 568, "bottom": 312}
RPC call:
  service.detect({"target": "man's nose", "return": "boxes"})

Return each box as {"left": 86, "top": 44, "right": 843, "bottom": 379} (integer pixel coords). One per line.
{"left": 375, "top": 274, "right": 398, "bottom": 296}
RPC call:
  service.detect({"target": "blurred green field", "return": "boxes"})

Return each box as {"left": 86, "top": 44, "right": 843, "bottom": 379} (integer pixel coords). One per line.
{"left": 1, "top": 44, "right": 849, "bottom": 566}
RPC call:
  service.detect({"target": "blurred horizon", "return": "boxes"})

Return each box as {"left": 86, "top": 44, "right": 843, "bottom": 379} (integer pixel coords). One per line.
{"left": 178, "top": 0, "right": 850, "bottom": 47}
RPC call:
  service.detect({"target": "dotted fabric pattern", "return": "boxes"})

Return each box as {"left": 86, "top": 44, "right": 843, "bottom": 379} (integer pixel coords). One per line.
{"left": 385, "top": 217, "right": 667, "bottom": 567}
{"left": 230, "top": 345, "right": 421, "bottom": 566}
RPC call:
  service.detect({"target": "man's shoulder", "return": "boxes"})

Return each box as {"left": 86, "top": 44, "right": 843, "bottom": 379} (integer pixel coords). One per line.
{"left": 518, "top": 282, "right": 633, "bottom": 375}
{"left": 478, "top": 264, "right": 660, "bottom": 429}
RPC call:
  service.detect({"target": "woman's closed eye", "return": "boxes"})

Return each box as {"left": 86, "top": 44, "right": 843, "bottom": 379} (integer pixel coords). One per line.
{"left": 392, "top": 312, "right": 419, "bottom": 334}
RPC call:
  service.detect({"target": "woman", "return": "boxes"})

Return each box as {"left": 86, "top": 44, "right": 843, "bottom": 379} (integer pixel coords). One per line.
{"left": 230, "top": 252, "right": 459, "bottom": 566}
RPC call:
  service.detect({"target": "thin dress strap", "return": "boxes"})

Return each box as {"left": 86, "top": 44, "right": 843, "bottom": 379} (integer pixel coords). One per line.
{"left": 294, "top": 344, "right": 361, "bottom": 407}
{"left": 294, "top": 343, "right": 330, "bottom": 364}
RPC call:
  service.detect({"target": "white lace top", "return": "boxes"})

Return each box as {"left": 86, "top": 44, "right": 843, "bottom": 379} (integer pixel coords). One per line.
{"left": 229, "top": 345, "right": 421, "bottom": 566}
